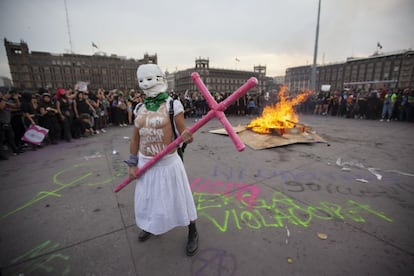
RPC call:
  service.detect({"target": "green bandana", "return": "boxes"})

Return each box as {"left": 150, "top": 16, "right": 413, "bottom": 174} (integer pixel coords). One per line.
{"left": 143, "top": 92, "right": 169, "bottom": 112}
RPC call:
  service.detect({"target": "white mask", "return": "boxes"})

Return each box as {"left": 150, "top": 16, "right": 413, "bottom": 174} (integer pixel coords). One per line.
{"left": 137, "top": 64, "right": 168, "bottom": 98}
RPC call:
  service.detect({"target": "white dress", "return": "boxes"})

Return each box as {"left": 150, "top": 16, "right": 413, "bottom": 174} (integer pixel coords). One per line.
{"left": 134, "top": 98, "right": 197, "bottom": 235}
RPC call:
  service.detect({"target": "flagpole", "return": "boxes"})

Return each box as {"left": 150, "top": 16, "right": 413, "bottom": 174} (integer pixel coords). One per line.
{"left": 310, "top": 0, "right": 321, "bottom": 92}
{"left": 64, "top": 0, "right": 73, "bottom": 53}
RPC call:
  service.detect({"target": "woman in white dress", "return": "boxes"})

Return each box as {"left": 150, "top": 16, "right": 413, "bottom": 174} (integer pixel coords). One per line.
{"left": 126, "top": 64, "right": 198, "bottom": 256}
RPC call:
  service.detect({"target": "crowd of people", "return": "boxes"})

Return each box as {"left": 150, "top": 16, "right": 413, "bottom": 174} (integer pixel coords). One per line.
{"left": 179, "top": 87, "right": 414, "bottom": 122}
{"left": 1, "top": 85, "right": 413, "bottom": 160}
{"left": 0, "top": 86, "right": 144, "bottom": 160}
{"left": 180, "top": 92, "right": 260, "bottom": 118}
{"left": 298, "top": 87, "right": 414, "bottom": 122}
{"left": 0, "top": 86, "right": 258, "bottom": 160}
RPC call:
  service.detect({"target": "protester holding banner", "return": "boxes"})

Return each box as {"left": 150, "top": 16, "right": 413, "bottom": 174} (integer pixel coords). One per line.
{"left": 19, "top": 91, "right": 45, "bottom": 149}
{"left": 21, "top": 91, "right": 38, "bottom": 128}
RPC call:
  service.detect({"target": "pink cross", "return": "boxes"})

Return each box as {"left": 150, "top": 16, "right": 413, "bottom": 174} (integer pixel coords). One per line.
{"left": 114, "top": 72, "right": 258, "bottom": 192}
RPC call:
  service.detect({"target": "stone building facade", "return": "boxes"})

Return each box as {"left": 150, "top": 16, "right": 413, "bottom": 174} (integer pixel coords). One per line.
{"left": 285, "top": 50, "right": 414, "bottom": 92}
{"left": 5, "top": 40, "right": 277, "bottom": 96}
{"left": 173, "top": 57, "right": 271, "bottom": 97}
{"left": 4, "top": 39, "right": 157, "bottom": 91}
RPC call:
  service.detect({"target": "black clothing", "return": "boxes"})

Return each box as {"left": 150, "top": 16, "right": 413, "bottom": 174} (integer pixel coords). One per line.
{"left": 38, "top": 101, "right": 61, "bottom": 144}
{"left": 58, "top": 98, "right": 72, "bottom": 141}
{"left": 76, "top": 99, "right": 90, "bottom": 115}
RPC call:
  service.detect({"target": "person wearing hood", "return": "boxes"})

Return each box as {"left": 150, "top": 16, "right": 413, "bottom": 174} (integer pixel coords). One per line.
{"left": 126, "top": 64, "right": 199, "bottom": 256}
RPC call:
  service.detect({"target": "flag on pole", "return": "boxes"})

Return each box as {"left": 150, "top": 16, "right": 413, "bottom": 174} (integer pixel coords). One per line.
{"left": 92, "top": 42, "right": 98, "bottom": 48}
{"left": 377, "top": 42, "right": 382, "bottom": 49}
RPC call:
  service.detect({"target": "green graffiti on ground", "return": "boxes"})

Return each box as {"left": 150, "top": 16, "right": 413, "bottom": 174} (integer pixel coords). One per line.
{"left": 0, "top": 162, "right": 123, "bottom": 221}
{"left": 0, "top": 166, "right": 92, "bottom": 221}
{"left": 10, "top": 240, "right": 70, "bottom": 275}
{"left": 194, "top": 191, "right": 392, "bottom": 232}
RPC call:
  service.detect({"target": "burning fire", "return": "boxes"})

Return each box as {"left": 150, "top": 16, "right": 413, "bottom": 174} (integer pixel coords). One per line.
{"left": 247, "top": 86, "right": 312, "bottom": 134}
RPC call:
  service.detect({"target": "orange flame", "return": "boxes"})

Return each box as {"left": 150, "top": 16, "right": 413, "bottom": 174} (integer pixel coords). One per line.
{"left": 247, "top": 86, "right": 311, "bottom": 134}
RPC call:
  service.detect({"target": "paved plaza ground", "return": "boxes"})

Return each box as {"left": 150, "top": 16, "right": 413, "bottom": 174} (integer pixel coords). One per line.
{"left": 1, "top": 114, "right": 413, "bottom": 276}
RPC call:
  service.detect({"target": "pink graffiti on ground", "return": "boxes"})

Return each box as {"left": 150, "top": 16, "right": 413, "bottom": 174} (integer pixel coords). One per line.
{"left": 114, "top": 73, "right": 258, "bottom": 192}
{"left": 190, "top": 177, "right": 261, "bottom": 208}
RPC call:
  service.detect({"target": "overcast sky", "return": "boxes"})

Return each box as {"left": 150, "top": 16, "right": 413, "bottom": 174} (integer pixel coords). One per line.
{"left": 1, "top": 0, "right": 413, "bottom": 80}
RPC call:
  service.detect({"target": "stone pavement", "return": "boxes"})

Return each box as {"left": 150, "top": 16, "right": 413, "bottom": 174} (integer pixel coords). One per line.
{"left": 0, "top": 115, "right": 413, "bottom": 276}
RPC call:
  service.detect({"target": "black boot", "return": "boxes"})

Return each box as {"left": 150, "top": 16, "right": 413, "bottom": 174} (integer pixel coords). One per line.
{"left": 138, "top": 230, "right": 153, "bottom": 242}
{"left": 186, "top": 223, "right": 199, "bottom": 256}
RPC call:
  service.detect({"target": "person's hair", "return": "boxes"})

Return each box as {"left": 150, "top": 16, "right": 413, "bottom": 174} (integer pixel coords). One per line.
{"left": 76, "top": 92, "right": 84, "bottom": 101}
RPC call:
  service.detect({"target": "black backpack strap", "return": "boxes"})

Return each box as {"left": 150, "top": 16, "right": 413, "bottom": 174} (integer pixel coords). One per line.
{"left": 133, "top": 102, "right": 143, "bottom": 117}
{"left": 169, "top": 99, "right": 187, "bottom": 160}
{"left": 169, "top": 99, "right": 178, "bottom": 140}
